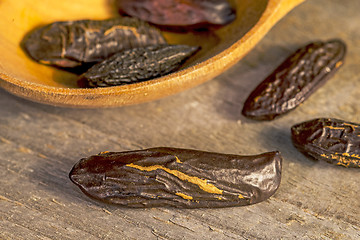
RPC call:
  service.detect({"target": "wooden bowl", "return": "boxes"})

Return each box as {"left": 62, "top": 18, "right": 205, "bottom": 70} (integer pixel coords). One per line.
{"left": 0, "top": 0, "right": 305, "bottom": 108}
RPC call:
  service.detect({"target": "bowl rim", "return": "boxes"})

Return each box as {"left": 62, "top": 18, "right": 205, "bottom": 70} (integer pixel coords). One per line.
{"left": 0, "top": 0, "right": 305, "bottom": 107}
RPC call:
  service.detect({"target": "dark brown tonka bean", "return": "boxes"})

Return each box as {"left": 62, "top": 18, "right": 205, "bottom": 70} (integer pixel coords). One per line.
{"left": 115, "top": 0, "right": 236, "bottom": 29}
{"left": 69, "top": 147, "right": 282, "bottom": 208}
{"left": 78, "top": 45, "right": 199, "bottom": 88}
{"left": 291, "top": 118, "right": 360, "bottom": 168}
{"left": 242, "top": 39, "right": 346, "bottom": 121}
{"left": 22, "top": 18, "right": 166, "bottom": 68}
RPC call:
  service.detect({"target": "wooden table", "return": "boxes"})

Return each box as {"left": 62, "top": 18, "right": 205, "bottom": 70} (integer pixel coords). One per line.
{"left": 1, "top": 0, "right": 359, "bottom": 239}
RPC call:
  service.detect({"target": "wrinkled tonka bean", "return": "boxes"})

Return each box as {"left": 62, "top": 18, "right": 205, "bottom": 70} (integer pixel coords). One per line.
{"left": 292, "top": 118, "right": 360, "bottom": 168}
{"left": 69, "top": 148, "right": 282, "bottom": 208}
{"left": 116, "top": 0, "right": 236, "bottom": 28}
{"left": 22, "top": 18, "right": 166, "bottom": 68}
{"left": 78, "top": 45, "right": 199, "bottom": 87}
{"left": 242, "top": 39, "right": 346, "bottom": 120}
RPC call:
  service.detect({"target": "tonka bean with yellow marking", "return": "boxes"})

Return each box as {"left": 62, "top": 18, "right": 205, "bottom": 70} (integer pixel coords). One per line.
{"left": 22, "top": 17, "right": 166, "bottom": 68}
{"left": 291, "top": 118, "right": 360, "bottom": 168}
{"left": 69, "top": 147, "right": 283, "bottom": 208}
{"left": 242, "top": 39, "right": 346, "bottom": 121}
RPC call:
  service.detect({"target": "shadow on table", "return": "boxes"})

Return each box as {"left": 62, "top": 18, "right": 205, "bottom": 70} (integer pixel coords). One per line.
{"left": 212, "top": 43, "right": 300, "bottom": 122}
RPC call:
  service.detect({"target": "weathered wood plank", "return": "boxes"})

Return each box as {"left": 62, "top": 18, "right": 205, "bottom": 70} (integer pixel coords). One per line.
{"left": 1, "top": 0, "right": 360, "bottom": 239}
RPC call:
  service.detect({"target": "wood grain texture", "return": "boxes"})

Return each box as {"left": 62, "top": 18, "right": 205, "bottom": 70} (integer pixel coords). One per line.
{"left": 1, "top": 0, "right": 360, "bottom": 239}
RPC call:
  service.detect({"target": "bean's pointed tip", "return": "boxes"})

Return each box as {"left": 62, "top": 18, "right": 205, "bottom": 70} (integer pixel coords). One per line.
{"left": 268, "top": 150, "right": 283, "bottom": 176}
{"left": 291, "top": 118, "right": 328, "bottom": 146}
{"left": 182, "top": 45, "right": 201, "bottom": 57}
{"left": 246, "top": 151, "right": 283, "bottom": 205}
{"left": 191, "top": 45, "right": 201, "bottom": 53}
{"left": 328, "top": 38, "right": 347, "bottom": 53}
{"left": 272, "top": 151, "right": 283, "bottom": 162}
{"left": 241, "top": 103, "right": 277, "bottom": 121}
{"left": 68, "top": 156, "right": 93, "bottom": 186}
{"left": 205, "top": 1, "right": 236, "bottom": 25}
{"left": 269, "top": 151, "right": 283, "bottom": 198}
{"left": 68, "top": 163, "right": 81, "bottom": 185}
